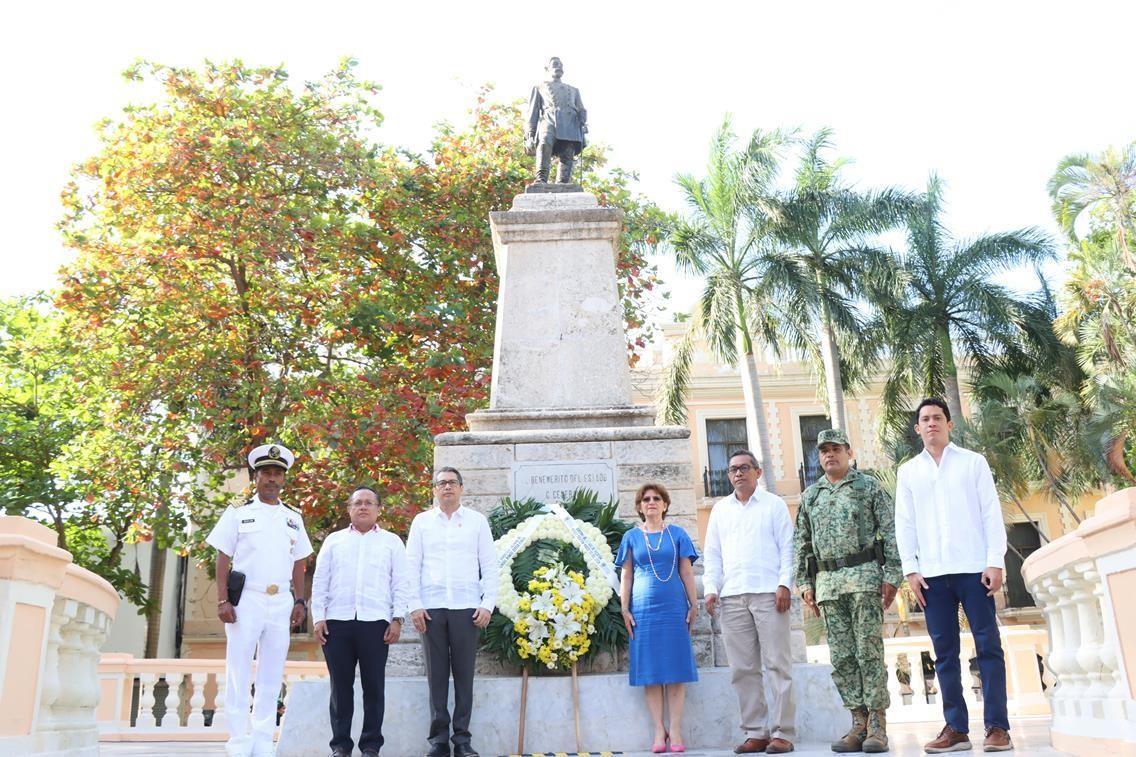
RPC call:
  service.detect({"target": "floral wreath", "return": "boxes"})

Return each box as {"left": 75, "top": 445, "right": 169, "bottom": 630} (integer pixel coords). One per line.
{"left": 481, "top": 491, "right": 631, "bottom": 671}
{"left": 495, "top": 512, "right": 615, "bottom": 622}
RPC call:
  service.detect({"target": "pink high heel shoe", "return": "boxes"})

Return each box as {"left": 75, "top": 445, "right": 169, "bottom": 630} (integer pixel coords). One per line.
{"left": 651, "top": 731, "right": 669, "bottom": 753}
{"left": 669, "top": 733, "right": 685, "bottom": 753}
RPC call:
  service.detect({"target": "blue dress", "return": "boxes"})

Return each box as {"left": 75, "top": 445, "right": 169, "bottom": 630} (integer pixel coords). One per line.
{"left": 616, "top": 525, "right": 699, "bottom": 686}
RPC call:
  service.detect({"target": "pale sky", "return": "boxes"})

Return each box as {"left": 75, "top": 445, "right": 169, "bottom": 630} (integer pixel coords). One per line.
{"left": 4, "top": 1, "right": 1134, "bottom": 315}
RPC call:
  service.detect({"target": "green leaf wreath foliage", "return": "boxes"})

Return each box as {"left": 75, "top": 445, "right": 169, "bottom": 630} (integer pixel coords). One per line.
{"left": 481, "top": 488, "right": 632, "bottom": 671}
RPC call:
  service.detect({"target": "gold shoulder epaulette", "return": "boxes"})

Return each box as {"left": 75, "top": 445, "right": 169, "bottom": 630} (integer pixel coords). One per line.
{"left": 283, "top": 503, "right": 303, "bottom": 516}
{"left": 233, "top": 498, "right": 254, "bottom": 508}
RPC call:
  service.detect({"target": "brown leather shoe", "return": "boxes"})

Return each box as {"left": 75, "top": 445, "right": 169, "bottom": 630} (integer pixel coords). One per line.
{"left": 734, "top": 737, "right": 770, "bottom": 753}
{"left": 766, "top": 738, "right": 794, "bottom": 754}
{"left": 925, "top": 724, "right": 972, "bottom": 753}
{"left": 983, "top": 727, "right": 1012, "bottom": 752}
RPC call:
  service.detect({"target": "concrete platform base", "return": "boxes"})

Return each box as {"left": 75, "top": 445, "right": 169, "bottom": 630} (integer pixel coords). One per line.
{"left": 277, "top": 665, "right": 846, "bottom": 756}
{"left": 102, "top": 718, "right": 1071, "bottom": 755}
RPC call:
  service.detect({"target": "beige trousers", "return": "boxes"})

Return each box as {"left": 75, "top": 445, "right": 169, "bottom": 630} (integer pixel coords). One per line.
{"left": 719, "top": 592, "right": 796, "bottom": 741}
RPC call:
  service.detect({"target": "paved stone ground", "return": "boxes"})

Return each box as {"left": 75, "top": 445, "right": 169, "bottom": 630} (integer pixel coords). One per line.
{"left": 100, "top": 717, "right": 1068, "bottom": 756}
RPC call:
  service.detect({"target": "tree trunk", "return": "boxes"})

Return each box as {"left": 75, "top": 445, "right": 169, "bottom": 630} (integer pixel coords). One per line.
{"left": 939, "top": 326, "right": 965, "bottom": 422}
{"left": 818, "top": 317, "right": 847, "bottom": 430}
{"left": 143, "top": 537, "right": 167, "bottom": 658}
{"left": 738, "top": 346, "right": 778, "bottom": 495}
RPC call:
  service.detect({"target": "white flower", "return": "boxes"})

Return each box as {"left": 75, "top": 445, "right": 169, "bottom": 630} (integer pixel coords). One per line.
{"left": 559, "top": 580, "right": 585, "bottom": 605}
{"left": 526, "top": 620, "right": 549, "bottom": 643}
{"left": 552, "top": 615, "right": 582, "bottom": 640}
{"left": 530, "top": 590, "right": 558, "bottom": 617}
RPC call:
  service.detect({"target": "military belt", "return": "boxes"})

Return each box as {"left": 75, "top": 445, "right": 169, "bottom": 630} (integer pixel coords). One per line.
{"left": 815, "top": 542, "right": 882, "bottom": 573}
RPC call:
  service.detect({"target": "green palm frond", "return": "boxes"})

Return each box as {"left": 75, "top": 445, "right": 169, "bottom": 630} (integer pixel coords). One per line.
{"left": 657, "top": 325, "right": 697, "bottom": 425}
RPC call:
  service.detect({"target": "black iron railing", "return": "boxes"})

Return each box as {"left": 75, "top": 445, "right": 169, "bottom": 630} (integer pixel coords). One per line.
{"left": 702, "top": 467, "right": 734, "bottom": 498}
{"left": 798, "top": 461, "right": 822, "bottom": 491}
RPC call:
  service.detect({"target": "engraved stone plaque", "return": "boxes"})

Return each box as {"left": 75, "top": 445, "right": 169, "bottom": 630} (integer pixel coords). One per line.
{"left": 510, "top": 459, "right": 618, "bottom": 503}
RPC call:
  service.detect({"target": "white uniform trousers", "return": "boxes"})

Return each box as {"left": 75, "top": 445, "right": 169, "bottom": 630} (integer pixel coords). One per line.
{"left": 224, "top": 589, "right": 292, "bottom": 757}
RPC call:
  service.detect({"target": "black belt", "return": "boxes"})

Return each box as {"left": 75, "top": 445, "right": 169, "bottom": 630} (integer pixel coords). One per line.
{"left": 815, "top": 543, "right": 880, "bottom": 573}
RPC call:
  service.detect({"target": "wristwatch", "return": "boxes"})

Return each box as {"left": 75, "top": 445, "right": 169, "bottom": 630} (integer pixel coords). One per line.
{"left": 391, "top": 616, "right": 404, "bottom": 624}
{"left": 294, "top": 598, "right": 307, "bottom": 607}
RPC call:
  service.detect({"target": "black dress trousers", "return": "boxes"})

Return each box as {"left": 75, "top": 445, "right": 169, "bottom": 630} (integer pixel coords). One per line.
{"left": 422, "top": 608, "right": 480, "bottom": 748}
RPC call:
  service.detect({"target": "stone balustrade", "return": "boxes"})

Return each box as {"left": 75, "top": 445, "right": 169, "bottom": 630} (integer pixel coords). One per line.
{"left": 0, "top": 516, "right": 120, "bottom": 757}
{"left": 97, "top": 655, "right": 328, "bottom": 741}
{"left": 807, "top": 627, "right": 1051, "bottom": 723}
{"left": 1022, "top": 487, "right": 1136, "bottom": 754}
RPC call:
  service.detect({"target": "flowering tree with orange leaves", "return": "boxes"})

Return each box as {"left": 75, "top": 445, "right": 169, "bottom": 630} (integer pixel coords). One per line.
{"left": 56, "top": 59, "right": 667, "bottom": 568}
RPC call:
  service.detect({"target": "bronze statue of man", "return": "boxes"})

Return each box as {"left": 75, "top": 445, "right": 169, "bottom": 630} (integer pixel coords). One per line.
{"left": 525, "top": 57, "right": 587, "bottom": 184}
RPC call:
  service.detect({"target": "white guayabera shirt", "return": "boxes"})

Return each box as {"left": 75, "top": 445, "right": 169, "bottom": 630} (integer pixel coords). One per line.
{"left": 310, "top": 524, "right": 414, "bottom": 623}
{"left": 894, "top": 442, "right": 1008, "bottom": 578}
{"left": 406, "top": 505, "right": 499, "bottom": 612}
{"left": 702, "top": 488, "right": 795, "bottom": 597}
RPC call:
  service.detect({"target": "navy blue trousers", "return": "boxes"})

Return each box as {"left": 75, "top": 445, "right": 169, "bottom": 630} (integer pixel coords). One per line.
{"left": 324, "top": 619, "right": 390, "bottom": 752}
{"left": 923, "top": 573, "right": 1009, "bottom": 732}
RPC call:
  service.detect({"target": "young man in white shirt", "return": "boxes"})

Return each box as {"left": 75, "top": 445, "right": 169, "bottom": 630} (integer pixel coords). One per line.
{"left": 311, "top": 486, "right": 412, "bottom": 757}
{"left": 895, "top": 398, "right": 1012, "bottom": 753}
{"left": 406, "top": 467, "right": 498, "bottom": 757}
{"left": 703, "top": 450, "right": 796, "bottom": 754}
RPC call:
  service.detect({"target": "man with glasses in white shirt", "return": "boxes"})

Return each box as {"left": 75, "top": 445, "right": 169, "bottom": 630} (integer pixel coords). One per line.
{"left": 312, "top": 485, "right": 412, "bottom": 757}
{"left": 895, "top": 398, "right": 1012, "bottom": 753}
{"left": 406, "top": 467, "right": 498, "bottom": 757}
{"left": 703, "top": 449, "right": 796, "bottom": 754}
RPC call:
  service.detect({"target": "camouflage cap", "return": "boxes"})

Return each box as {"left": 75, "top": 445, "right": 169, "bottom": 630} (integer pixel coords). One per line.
{"left": 816, "top": 428, "right": 850, "bottom": 448}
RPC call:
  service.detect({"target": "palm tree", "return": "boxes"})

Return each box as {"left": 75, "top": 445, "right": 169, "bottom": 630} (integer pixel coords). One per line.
{"left": 657, "top": 119, "right": 798, "bottom": 493}
{"left": 879, "top": 175, "right": 1055, "bottom": 430}
{"left": 1054, "top": 236, "right": 1136, "bottom": 482}
{"left": 761, "top": 129, "right": 916, "bottom": 429}
{"left": 968, "top": 373, "right": 1092, "bottom": 527}
{"left": 1048, "top": 143, "right": 1136, "bottom": 270}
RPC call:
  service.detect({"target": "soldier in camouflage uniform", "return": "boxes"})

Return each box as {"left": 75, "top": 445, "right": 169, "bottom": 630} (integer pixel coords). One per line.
{"left": 793, "top": 429, "right": 902, "bottom": 753}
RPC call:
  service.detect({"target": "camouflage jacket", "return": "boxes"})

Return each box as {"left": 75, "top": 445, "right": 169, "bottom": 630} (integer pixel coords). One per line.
{"left": 793, "top": 468, "right": 902, "bottom": 603}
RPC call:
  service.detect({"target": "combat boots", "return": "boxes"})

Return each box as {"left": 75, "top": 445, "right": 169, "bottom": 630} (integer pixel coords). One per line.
{"left": 862, "top": 709, "right": 889, "bottom": 753}
{"left": 830, "top": 706, "right": 868, "bottom": 752}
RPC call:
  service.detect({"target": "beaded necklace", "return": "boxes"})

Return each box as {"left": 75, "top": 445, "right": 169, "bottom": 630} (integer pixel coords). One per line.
{"left": 641, "top": 524, "right": 677, "bottom": 582}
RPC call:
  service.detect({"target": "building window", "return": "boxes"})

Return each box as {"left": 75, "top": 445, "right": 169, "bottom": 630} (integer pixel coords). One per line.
{"left": 798, "top": 414, "right": 830, "bottom": 489}
{"left": 1005, "top": 522, "right": 1042, "bottom": 608}
{"left": 703, "top": 418, "right": 749, "bottom": 497}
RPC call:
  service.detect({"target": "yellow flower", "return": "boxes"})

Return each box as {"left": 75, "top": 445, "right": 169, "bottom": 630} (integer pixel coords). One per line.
{"left": 518, "top": 597, "right": 532, "bottom": 611}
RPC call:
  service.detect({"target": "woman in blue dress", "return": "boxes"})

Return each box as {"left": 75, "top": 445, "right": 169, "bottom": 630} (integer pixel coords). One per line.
{"left": 617, "top": 482, "right": 699, "bottom": 753}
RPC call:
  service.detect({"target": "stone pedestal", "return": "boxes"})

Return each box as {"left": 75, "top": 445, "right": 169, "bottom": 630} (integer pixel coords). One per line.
{"left": 434, "top": 190, "right": 696, "bottom": 535}
{"left": 277, "top": 666, "right": 847, "bottom": 756}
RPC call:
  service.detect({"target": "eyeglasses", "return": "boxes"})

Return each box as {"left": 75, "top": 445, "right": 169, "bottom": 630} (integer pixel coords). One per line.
{"left": 728, "top": 464, "right": 756, "bottom": 475}
{"left": 433, "top": 480, "right": 461, "bottom": 489}
{"left": 641, "top": 495, "right": 665, "bottom": 502}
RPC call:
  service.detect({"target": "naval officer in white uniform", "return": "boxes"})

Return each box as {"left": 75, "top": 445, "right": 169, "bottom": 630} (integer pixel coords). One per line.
{"left": 207, "top": 443, "right": 314, "bottom": 757}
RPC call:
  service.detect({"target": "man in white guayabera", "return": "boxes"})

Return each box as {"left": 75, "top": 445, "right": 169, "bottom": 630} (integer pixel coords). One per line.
{"left": 895, "top": 397, "right": 1012, "bottom": 754}
{"left": 406, "top": 467, "right": 498, "bottom": 757}
{"left": 703, "top": 449, "right": 797, "bottom": 755}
